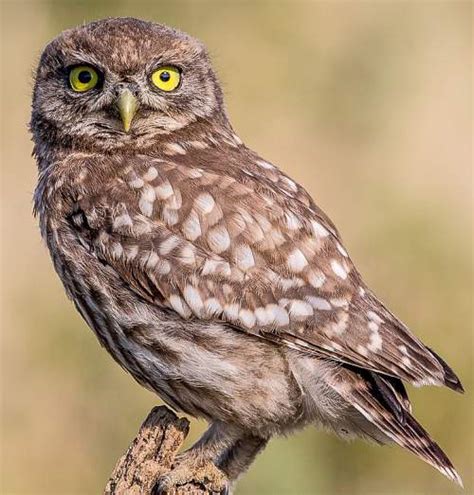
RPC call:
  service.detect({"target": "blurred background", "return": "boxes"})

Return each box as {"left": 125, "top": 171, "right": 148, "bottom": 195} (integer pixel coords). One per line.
{"left": 1, "top": 1, "right": 472, "bottom": 494}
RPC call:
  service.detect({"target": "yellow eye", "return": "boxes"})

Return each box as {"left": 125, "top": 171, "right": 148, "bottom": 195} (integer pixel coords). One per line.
{"left": 151, "top": 66, "right": 181, "bottom": 92}
{"left": 69, "top": 66, "right": 99, "bottom": 92}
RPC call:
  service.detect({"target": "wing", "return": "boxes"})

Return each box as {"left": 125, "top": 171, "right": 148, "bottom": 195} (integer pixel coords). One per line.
{"left": 73, "top": 150, "right": 462, "bottom": 391}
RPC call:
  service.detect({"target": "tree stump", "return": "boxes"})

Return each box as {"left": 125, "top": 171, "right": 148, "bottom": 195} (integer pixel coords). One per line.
{"left": 104, "top": 406, "right": 220, "bottom": 495}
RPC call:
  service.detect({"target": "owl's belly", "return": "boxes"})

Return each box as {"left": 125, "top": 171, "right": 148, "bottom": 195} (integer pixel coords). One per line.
{"left": 53, "top": 242, "right": 299, "bottom": 431}
{"left": 78, "top": 288, "right": 300, "bottom": 429}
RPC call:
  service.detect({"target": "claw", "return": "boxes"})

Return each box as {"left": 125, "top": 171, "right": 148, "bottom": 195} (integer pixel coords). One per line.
{"left": 153, "top": 455, "right": 228, "bottom": 494}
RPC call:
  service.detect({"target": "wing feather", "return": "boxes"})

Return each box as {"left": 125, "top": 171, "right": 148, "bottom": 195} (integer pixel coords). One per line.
{"left": 73, "top": 152, "right": 462, "bottom": 391}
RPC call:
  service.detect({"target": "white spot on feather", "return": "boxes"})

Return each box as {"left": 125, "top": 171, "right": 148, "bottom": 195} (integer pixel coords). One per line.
{"left": 183, "top": 286, "right": 204, "bottom": 314}
{"left": 332, "top": 312, "right": 349, "bottom": 335}
{"left": 179, "top": 245, "right": 195, "bottom": 265}
{"left": 162, "top": 207, "right": 179, "bottom": 226}
{"left": 157, "top": 259, "right": 171, "bottom": 275}
{"left": 113, "top": 213, "right": 133, "bottom": 229}
{"left": 287, "top": 248, "right": 308, "bottom": 273}
{"left": 125, "top": 245, "right": 138, "bottom": 261}
{"left": 357, "top": 344, "right": 369, "bottom": 357}
{"left": 233, "top": 244, "right": 255, "bottom": 271}
{"left": 182, "top": 211, "right": 201, "bottom": 241}
{"left": 306, "top": 296, "right": 332, "bottom": 311}
{"left": 186, "top": 168, "right": 203, "bottom": 178}
{"left": 233, "top": 134, "right": 243, "bottom": 145}
{"left": 307, "top": 270, "right": 326, "bottom": 288}
{"left": 256, "top": 159, "right": 274, "bottom": 169}
{"left": 336, "top": 242, "right": 348, "bottom": 257}
{"left": 311, "top": 220, "right": 330, "bottom": 238}
{"left": 278, "top": 276, "right": 305, "bottom": 290}
{"left": 111, "top": 242, "right": 123, "bottom": 258}
{"left": 129, "top": 177, "right": 144, "bottom": 189}
{"left": 204, "top": 298, "right": 223, "bottom": 315}
{"left": 368, "top": 331, "right": 383, "bottom": 352}
{"left": 282, "top": 176, "right": 298, "bottom": 192}
{"left": 146, "top": 251, "right": 159, "bottom": 269}
{"left": 239, "top": 309, "right": 256, "bottom": 328}
{"left": 155, "top": 180, "right": 174, "bottom": 200}
{"left": 368, "top": 321, "right": 379, "bottom": 332}
{"left": 330, "top": 298, "right": 349, "bottom": 308}
{"left": 201, "top": 259, "right": 231, "bottom": 276}
{"left": 169, "top": 294, "right": 192, "bottom": 318}
{"left": 255, "top": 307, "right": 270, "bottom": 326}
{"left": 207, "top": 225, "right": 230, "bottom": 253}
{"left": 331, "top": 259, "right": 348, "bottom": 279}
{"left": 165, "top": 189, "right": 182, "bottom": 210}
{"left": 224, "top": 303, "right": 239, "bottom": 320}
{"left": 288, "top": 300, "right": 314, "bottom": 319}
{"left": 159, "top": 235, "right": 180, "bottom": 255}
{"left": 143, "top": 166, "right": 158, "bottom": 182}
{"left": 139, "top": 186, "right": 156, "bottom": 217}
{"left": 141, "top": 184, "right": 156, "bottom": 201}
{"left": 195, "top": 193, "right": 215, "bottom": 214}
{"left": 266, "top": 304, "right": 289, "bottom": 327}
{"left": 164, "top": 142, "right": 186, "bottom": 155}
{"left": 187, "top": 140, "right": 208, "bottom": 150}
{"left": 285, "top": 211, "right": 302, "bottom": 230}
{"left": 367, "top": 311, "right": 383, "bottom": 324}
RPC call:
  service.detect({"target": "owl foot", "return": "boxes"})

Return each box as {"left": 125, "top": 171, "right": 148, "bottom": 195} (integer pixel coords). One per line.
{"left": 153, "top": 453, "right": 229, "bottom": 495}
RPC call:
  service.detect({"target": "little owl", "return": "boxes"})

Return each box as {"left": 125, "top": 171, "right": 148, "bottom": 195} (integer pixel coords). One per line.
{"left": 31, "top": 17, "right": 464, "bottom": 493}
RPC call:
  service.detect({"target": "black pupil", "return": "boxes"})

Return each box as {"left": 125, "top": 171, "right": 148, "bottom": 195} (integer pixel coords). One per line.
{"left": 160, "top": 71, "right": 171, "bottom": 82}
{"left": 78, "top": 70, "right": 92, "bottom": 84}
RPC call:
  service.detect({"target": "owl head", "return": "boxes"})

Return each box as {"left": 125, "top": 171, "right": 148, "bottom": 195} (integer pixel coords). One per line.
{"left": 30, "top": 17, "right": 228, "bottom": 154}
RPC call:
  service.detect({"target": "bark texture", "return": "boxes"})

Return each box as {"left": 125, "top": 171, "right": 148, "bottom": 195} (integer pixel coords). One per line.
{"left": 104, "top": 406, "right": 217, "bottom": 495}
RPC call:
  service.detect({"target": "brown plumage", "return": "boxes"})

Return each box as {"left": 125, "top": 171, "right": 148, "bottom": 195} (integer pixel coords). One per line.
{"left": 31, "top": 17, "right": 464, "bottom": 492}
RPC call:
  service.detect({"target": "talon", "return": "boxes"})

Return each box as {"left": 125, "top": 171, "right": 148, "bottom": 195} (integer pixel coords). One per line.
{"left": 154, "top": 456, "right": 228, "bottom": 495}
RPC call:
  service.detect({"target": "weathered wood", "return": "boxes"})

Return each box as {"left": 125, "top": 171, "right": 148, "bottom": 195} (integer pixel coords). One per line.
{"left": 104, "top": 406, "right": 218, "bottom": 495}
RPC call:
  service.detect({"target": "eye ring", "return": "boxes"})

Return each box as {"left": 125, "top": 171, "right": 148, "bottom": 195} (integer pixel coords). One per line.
{"left": 151, "top": 66, "right": 181, "bottom": 92}
{"left": 69, "top": 65, "right": 100, "bottom": 92}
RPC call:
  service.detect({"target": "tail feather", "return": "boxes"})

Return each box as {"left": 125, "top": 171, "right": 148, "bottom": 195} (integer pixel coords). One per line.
{"left": 368, "top": 372, "right": 411, "bottom": 424}
{"left": 401, "top": 413, "right": 463, "bottom": 487}
{"left": 327, "top": 366, "right": 463, "bottom": 486}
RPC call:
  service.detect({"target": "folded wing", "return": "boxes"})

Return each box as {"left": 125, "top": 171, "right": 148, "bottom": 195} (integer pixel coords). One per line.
{"left": 72, "top": 153, "right": 462, "bottom": 393}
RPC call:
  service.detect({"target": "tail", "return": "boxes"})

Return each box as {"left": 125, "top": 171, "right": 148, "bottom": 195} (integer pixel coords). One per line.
{"left": 327, "top": 366, "right": 463, "bottom": 487}
{"left": 398, "top": 412, "right": 463, "bottom": 487}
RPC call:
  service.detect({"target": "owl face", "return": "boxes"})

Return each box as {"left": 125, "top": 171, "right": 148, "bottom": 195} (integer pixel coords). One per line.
{"left": 31, "top": 18, "right": 227, "bottom": 151}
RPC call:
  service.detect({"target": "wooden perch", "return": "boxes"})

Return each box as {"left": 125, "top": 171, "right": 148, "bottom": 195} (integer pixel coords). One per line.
{"left": 104, "top": 406, "right": 221, "bottom": 495}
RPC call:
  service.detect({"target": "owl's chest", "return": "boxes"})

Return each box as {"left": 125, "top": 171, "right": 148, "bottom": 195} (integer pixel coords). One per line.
{"left": 43, "top": 209, "right": 188, "bottom": 392}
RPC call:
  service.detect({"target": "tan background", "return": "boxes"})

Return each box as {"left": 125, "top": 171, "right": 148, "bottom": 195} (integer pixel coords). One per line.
{"left": 1, "top": 1, "right": 472, "bottom": 494}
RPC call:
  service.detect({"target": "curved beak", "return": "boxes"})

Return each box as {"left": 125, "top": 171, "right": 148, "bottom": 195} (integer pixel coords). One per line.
{"left": 116, "top": 89, "right": 138, "bottom": 133}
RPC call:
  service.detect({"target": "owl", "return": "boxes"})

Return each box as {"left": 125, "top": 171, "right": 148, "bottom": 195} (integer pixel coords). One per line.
{"left": 31, "top": 17, "right": 464, "bottom": 493}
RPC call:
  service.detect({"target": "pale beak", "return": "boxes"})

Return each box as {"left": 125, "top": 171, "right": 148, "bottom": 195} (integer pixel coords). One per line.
{"left": 116, "top": 89, "right": 138, "bottom": 133}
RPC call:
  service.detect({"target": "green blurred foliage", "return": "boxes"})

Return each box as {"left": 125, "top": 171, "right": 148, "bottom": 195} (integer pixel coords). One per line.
{"left": 1, "top": 1, "right": 472, "bottom": 494}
